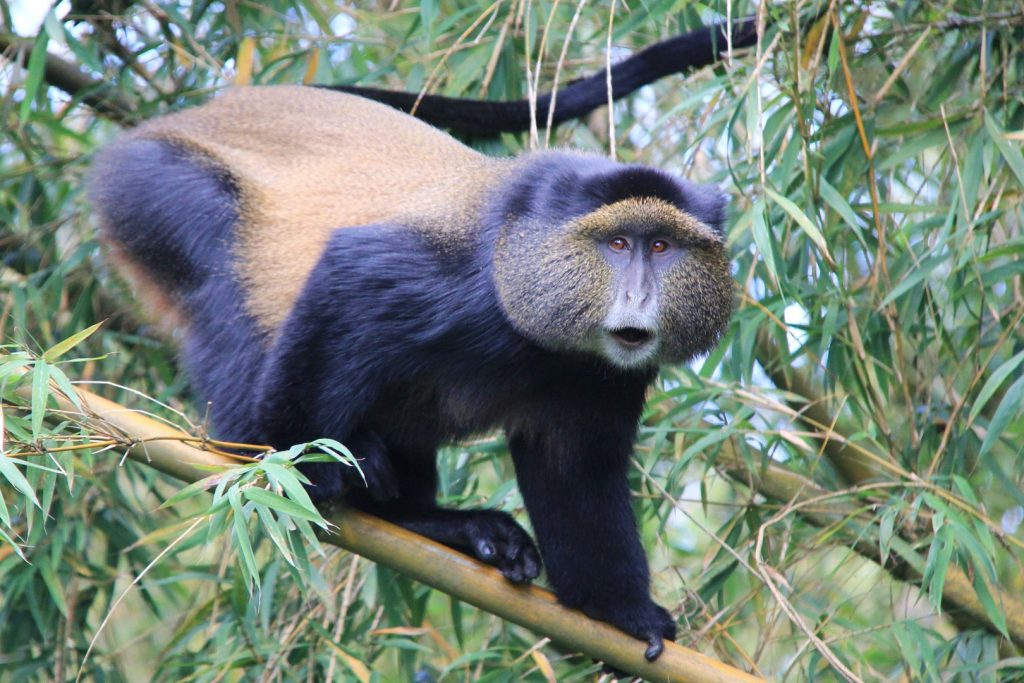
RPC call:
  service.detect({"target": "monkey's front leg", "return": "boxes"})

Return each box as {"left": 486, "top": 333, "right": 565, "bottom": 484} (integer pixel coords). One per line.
{"left": 508, "top": 430, "right": 677, "bottom": 661}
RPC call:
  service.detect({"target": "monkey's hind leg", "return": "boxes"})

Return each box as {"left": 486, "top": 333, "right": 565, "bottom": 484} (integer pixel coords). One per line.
{"left": 303, "top": 428, "right": 400, "bottom": 502}
{"left": 352, "top": 447, "right": 542, "bottom": 583}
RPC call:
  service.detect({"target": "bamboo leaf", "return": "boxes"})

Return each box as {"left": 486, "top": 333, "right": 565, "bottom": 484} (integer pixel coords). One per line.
{"left": 30, "top": 360, "right": 49, "bottom": 440}
{"left": 255, "top": 505, "right": 295, "bottom": 566}
{"left": 979, "top": 373, "right": 1024, "bottom": 459}
{"left": 0, "top": 526, "right": 25, "bottom": 562}
{"left": 230, "top": 488, "right": 260, "bottom": 592}
{"left": 984, "top": 111, "right": 1024, "bottom": 187}
{"left": 969, "top": 349, "right": 1024, "bottom": 423}
{"left": 42, "top": 320, "right": 104, "bottom": 363}
{"left": 19, "top": 31, "right": 49, "bottom": 124}
{"left": 0, "top": 454, "right": 40, "bottom": 510}
{"left": 244, "top": 486, "right": 325, "bottom": 525}
{"left": 764, "top": 186, "right": 835, "bottom": 265}
{"left": 972, "top": 572, "right": 1009, "bottom": 639}
{"left": 879, "top": 253, "right": 945, "bottom": 306}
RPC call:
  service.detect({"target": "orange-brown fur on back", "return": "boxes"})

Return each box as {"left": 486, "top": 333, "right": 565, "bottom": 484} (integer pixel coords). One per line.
{"left": 114, "top": 86, "right": 510, "bottom": 332}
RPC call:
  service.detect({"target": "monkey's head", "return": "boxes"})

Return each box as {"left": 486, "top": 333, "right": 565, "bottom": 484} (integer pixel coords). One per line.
{"left": 493, "top": 161, "right": 733, "bottom": 370}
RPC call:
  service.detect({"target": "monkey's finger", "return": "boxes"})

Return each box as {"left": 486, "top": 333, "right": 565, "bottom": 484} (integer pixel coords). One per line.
{"left": 520, "top": 546, "right": 541, "bottom": 580}
{"left": 502, "top": 565, "right": 526, "bottom": 583}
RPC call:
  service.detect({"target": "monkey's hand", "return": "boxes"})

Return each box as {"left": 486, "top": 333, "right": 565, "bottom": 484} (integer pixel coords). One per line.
{"left": 580, "top": 600, "right": 677, "bottom": 661}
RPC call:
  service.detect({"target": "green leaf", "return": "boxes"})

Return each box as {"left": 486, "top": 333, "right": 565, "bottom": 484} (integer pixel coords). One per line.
{"left": 978, "top": 373, "right": 1024, "bottom": 459}
{"left": 30, "top": 360, "right": 49, "bottom": 440}
{"left": 0, "top": 454, "right": 40, "bottom": 509}
{"left": 243, "top": 486, "right": 325, "bottom": 525}
{"left": 38, "top": 554, "right": 68, "bottom": 616}
{"left": 764, "top": 186, "right": 834, "bottom": 265}
{"left": 42, "top": 320, "right": 104, "bottom": 363}
{"left": 984, "top": 111, "right": 1024, "bottom": 188}
{"left": 229, "top": 488, "right": 260, "bottom": 593}
{"left": 159, "top": 475, "right": 221, "bottom": 510}
{"left": 255, "top": 505, "right": 295, "bottom": 566}
{"left": 0, "top": 355, "right": 33, "bottom": 383}
{"left": 19, "top": 31, "right": 49, "bottom": 124}
{"left": 46, "top": 363, "right": 81, "bottom": 411}
{"left": 818, "top": 177, "right": 865, "bottom": 245}
{"left": 262, "top": 461, "right": 318, "bottom": 512}
{"left": 42, "top": 9, "right": 67, "bottom": 49}
{"left": 748, "top": 201, "right": 780, "bottom": 282}
{"left": 878, "top": 505, "right": 897, "bottom": 563}
{"left": 972, "top": 571, "right": 1009, "bottom": 639}
{"left": 879, "top": 253, "right": 945, "bottom": 307}
{"left": 0, "top": 526, "right": 26, "bottom": 562}
{"left": 969, "top": 349, "right": 1024, "bottom": 423}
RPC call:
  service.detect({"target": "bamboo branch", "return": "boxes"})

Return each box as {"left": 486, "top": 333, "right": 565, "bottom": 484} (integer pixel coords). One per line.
{"left": 30, "top": 383, "right": 764, "bottom": 683}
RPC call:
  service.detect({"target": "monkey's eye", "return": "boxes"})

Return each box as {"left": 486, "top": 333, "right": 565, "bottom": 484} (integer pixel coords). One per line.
{"left": 651, "top": 239, "right": 671, "bottom": 254}
{"left": 609, "top": 236, "right": 630, "bottom": 252}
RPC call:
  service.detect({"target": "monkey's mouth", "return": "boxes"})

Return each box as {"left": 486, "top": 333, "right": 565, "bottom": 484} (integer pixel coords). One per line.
{"left": 609, "top": 327, "right": 655, "bottom": 348}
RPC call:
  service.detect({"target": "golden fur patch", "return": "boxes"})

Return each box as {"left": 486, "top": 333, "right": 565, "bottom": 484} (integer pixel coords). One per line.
{"left": 123, "top": 86, "right": 513, "bottom": 332}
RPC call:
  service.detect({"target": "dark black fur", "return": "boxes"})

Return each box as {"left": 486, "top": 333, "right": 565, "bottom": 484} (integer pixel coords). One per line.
{"left": 93, "top": 143, "right": 727, "bottom": 660}
{"left": 323, "top": 17, "right": 757, "bottom": 135}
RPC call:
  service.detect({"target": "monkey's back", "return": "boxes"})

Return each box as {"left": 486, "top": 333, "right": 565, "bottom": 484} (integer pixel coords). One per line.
{"left": 93, "top": 86, "right": 507, "bottom": 331}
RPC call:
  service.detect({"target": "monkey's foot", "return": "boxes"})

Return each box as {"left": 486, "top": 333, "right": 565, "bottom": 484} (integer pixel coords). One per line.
{"left": 457, "top": 510, "right": 542, "bottom": 583}
{"left": 580, "top": 600, "right": 677, "bottom": 661}
{"left": 369, "top": 506, "right": 542, "bottom": 583}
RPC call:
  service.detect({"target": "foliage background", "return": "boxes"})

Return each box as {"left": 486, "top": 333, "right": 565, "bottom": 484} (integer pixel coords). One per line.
{"left": 2, "top": 0, "right": 1024, "bottom": 680}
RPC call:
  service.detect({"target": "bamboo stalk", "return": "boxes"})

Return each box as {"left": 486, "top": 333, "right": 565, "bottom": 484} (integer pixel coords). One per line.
{"left": 36, "top": 383, "right": 763, "bottom": 683}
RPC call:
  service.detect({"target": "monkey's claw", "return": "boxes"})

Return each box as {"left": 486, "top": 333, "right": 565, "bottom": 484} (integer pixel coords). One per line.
{"left": 644, "top": 634, "right": 664, "bottom": 662}
{"left": 636, "top": 604, "right": 676, "bottom": 661}
{"left": 580, "top": 600, "right": 676, "bottom": 662}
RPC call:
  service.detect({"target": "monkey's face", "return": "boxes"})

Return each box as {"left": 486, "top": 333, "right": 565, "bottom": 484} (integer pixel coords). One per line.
{"left": 494, "top": 198, "right": 733, "bottom": 370}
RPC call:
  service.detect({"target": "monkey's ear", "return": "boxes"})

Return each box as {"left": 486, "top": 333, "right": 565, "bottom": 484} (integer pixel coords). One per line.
{"left": 680, "top": 183, "right": 728, "bottom": 236}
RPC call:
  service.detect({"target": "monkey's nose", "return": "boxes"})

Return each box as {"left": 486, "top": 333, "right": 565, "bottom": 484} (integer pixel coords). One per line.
{"left": 625, "top": 290, "right": 651, "bottom": 306}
